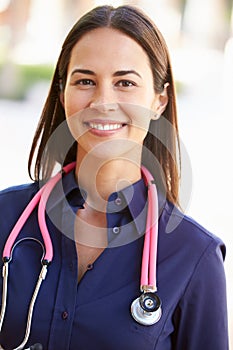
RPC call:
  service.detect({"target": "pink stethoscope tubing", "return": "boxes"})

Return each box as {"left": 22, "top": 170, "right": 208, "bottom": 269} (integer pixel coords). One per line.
{"left": 2, "top": 163, "right": 159, "bottom": 286}
{"left": 131, "top": 166, "right": 162, "bottom": 326}
{"left": 0, "top": 162, "right": 160, "bottom": 346}
{"left": 140, "top": 165, "right": 159, "bottom": 292}
{"left": 3, "top": 162, "right": 159, "bottom": 288}
{"left": 2, "top": 162, "right": 76, "bottom": 263}
{"left": 2, "top": 163, "right": 159, "bottom": 291}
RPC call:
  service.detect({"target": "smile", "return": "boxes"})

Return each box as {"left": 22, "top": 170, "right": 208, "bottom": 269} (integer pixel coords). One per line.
{"left": 85, "top": 122, "right": 126, "bottom": 131}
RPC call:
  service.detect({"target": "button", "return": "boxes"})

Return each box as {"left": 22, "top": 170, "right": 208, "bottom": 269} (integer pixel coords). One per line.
{"left": 114, "top": 197, "right": 122, "bottom": 206}
{"left": 112, "top": 226, "right": 120, "bottom": 234}
{"left": 87, "top": 263, "right": 94, "bottom": 270}
{"left": 62, "top": 311, "right": 68, "bottom": 320}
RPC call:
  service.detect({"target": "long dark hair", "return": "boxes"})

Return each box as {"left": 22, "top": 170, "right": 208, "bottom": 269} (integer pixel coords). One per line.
{"left": 28, "top": 5, "right": 180, "bottom": 205}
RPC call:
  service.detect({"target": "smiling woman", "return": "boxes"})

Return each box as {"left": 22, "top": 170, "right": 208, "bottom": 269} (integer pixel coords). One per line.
{"left": 0, "top": 4, "right": 228, "bottom": 350}
{"left": 29, "top": 6, "right": 178, "bottom": 205}
{"left": 61, "top": 27, "right": 167, "bottom": 168}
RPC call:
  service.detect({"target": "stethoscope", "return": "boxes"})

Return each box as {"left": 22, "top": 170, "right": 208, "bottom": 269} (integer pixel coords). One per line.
{"left": 0, "top": 162, "right": 161, "bottom": 349}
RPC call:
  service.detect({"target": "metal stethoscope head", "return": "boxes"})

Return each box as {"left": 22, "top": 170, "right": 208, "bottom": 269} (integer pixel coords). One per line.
{"left": 131, "top": 289, "right": 162, "bottom": 326}
{"left": 131, "top": 166, "right": 162, "bottom": 326}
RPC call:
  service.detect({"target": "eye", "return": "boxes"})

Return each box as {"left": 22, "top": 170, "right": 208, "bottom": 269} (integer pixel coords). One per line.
{"left": 73, "top": 79, "right": 95, "bottom": 87}
{"left": 75, "top": 79, "right": 95, "bottom": 85}
{"left": 116, "top": 80, "right": 136, "bottom": 88}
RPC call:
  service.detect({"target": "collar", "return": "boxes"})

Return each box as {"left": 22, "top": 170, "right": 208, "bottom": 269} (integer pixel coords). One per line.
{"left": 47, "top": 170, "right": 147, "bottom": 226}
{"left": 46, "top": 170, "right": 85, "bottom": 213}
{"left": 46, "top": 169, "right": 166, "bottom": 237}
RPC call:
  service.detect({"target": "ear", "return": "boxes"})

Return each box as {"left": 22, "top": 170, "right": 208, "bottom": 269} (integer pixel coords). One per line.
{"left": 151, "top": 83, "right": 169, "bottom": 120}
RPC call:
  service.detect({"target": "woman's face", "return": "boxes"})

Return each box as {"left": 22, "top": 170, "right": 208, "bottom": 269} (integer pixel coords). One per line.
{"left": 62, "top": 27, "right": 167, "bottom": 159}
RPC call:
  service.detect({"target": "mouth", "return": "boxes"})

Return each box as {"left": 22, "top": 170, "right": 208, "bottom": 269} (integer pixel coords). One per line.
{"left": 84, "top": 120, "right": 127, "bottom": 134}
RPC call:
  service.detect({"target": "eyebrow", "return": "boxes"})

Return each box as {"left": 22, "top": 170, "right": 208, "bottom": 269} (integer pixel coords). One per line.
{"left": 71, "top": 69, "right": 142, "bottom": 78}
{"left": 113, "top": 70, "right": 142, "bottom": 78}
{"left": 71, "top": 69, "right": 95, "bottom": 76}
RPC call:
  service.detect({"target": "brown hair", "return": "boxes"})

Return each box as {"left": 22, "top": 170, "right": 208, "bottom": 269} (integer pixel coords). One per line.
{"left": 28, "top": 5, "right": 180, "bottom": 205}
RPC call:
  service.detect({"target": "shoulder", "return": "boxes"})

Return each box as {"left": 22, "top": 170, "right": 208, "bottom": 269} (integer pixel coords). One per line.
{"left": 159, "top": 201, "right": 226, "bottom": 262}
{"left": 0, "top": 182, "right": 39, "bottom": 204}
{"left": 0, "top": 182, "right": 39, "bottom": 231}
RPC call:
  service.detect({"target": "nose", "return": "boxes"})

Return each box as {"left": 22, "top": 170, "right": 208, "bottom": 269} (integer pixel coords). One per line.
{"left": 89, "top": 85, "right": 118, "bottom": 113}
{"left": 90, "top": 102, "right": 118, "bottom": 113}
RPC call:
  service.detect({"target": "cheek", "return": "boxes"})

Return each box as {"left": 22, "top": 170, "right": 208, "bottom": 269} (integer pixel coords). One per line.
{"left": 64, "top": 94, "right": 75, "bottom": 117}
{"left": 128, "top": 124, "right": 150, "bottom": 145}
{"left": 121, "top": 103, "right": 153, "bottom": 129}
{"left": 66, "top": 111, "right": 86, "bottom": 142}
{"left": 64, "top": 91, "right": 87, "bottom": 117}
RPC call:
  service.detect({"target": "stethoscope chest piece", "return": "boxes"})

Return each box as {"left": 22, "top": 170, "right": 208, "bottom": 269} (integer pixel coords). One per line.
{"left": 131, "top": 292, "right": 162, "bottom": 326}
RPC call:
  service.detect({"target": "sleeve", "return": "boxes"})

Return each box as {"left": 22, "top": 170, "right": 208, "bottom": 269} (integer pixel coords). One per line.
{"left": 172, "top": 240, "right": 229, "bottom": 350}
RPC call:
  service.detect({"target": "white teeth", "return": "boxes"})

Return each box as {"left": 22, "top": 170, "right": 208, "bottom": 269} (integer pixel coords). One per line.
{"left": 88, "top": 122, "right": 123, "bottom": 131}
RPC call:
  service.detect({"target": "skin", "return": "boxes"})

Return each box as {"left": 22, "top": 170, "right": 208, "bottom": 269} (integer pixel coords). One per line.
{"left": 60, "top": 28, "right": 168, "bottom": 271}
{"left": 61, "top": 27, "right": 168, "bottom": 200}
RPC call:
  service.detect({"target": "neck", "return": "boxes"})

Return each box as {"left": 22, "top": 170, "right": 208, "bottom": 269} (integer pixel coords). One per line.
{"left": 75, "top": 147, "right": 142, "bottom": 212}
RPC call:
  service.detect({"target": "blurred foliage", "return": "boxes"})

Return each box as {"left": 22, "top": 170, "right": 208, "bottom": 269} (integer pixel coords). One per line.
{"left": 0, "top": 62, "right": 54, "bottom": 100}
{"left": 174, "top": 80, "right": 184, "bottom": 95}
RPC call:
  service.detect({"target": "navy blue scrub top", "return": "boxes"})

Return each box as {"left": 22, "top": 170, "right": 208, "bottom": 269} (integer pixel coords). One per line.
{"left": 0, "top": 170, "right": 228, "bottom": 350}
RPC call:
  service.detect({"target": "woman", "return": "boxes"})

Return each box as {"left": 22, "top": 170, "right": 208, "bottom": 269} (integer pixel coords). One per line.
{"left": 0, "top": 5, "right": 228, "bottom": 350}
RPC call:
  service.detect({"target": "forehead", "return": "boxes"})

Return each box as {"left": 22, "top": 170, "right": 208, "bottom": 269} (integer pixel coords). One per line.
{"left": 68, "top": 27, "right": 151, "bottom": 70}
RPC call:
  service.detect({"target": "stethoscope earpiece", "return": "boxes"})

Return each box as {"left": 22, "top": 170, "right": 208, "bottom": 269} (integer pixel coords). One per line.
{"left": 131, "top": 292, "right": 162, "bottom": 326}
